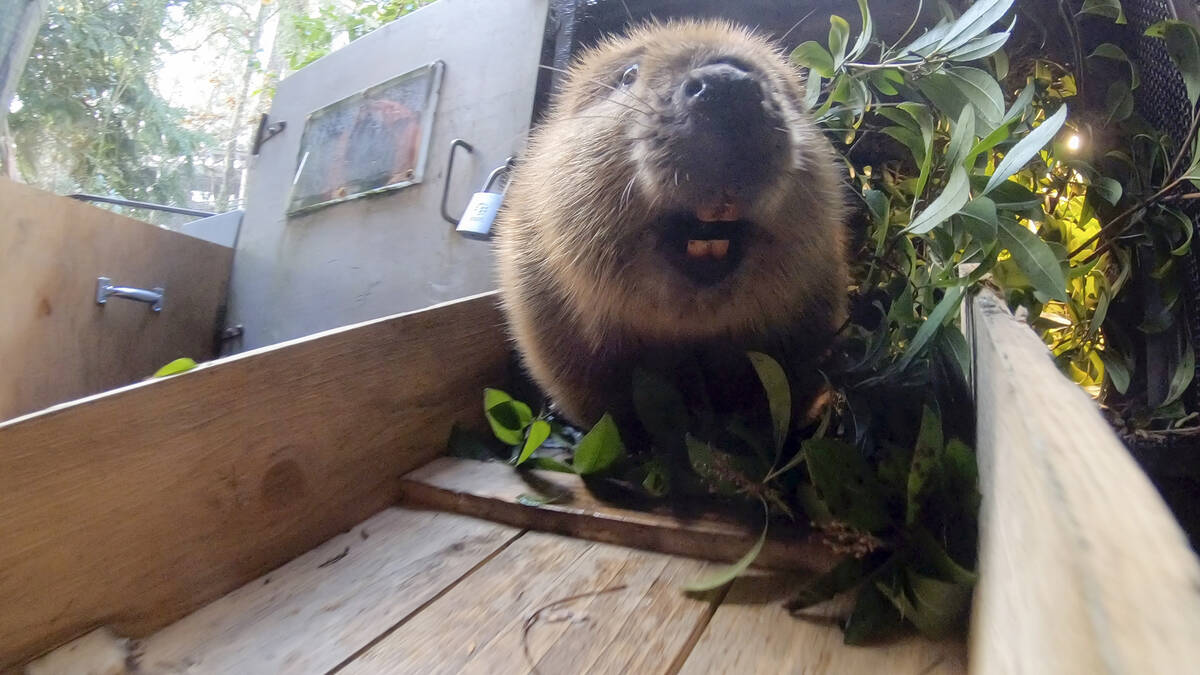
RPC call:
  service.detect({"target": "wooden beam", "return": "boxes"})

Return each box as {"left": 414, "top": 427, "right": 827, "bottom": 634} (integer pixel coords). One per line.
{"left": 0, "top": 293, "right": 509, "bottom": 670}
{"left": 968, "top": 289, "right": 1200, "bottom": 674}
{"left": 400, "top": 456, "right": 839, "bottom": 572}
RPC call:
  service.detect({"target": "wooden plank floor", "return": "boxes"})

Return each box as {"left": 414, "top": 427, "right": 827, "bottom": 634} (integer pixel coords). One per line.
{"left": 31, "top": 464, "right": 966, "bottom": 674}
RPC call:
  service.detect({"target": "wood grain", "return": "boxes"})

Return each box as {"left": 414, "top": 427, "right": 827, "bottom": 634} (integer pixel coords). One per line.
{"left": 0, "top": 292, "right": 509, "bottom": 670}
{"left": 679, "top": 576, "right": 966, "bottom": 674}
{"left": 400, "top": 456, "right": 839, "bottom": 572}
{"left": 0, "top": 178, "right": 234, "bottom": 420}
{"left": 339, "top": 531, "right": 721, "bottom": 675}
{"left": 137, "top": 509, "right": 521, "bottom": 674}
{"left": 968, "top": 289, "right": 1200, "bottom": 674}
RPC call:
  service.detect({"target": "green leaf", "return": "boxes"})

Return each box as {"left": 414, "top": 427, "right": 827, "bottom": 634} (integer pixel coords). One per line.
{"left": 907, "top": 405, "right": 944, "bottom": 525}
{"left": 747, "top": 352, "right": 792, "bottom": 450}
{"left": 897, "top": 286, "right": 965, "bottom": 373}
{"left": 516, "top": 491, "right": 565, "bottom": 506}
{"left": 868, "top": 68, "right": 901, "bottom": 95}
{"left": 683, "top": 505, "right": 767, "bottom": 592}
{"left": 787, "top": 557, "right": 871, "bottom": 610}
{"left": 792, "top": 41, "right": 835, "bottom": 78}
{"left": 903, "top": 20, "right": 953, "bottom": 57}
{"left": 1163, "top": 341, "right": 1196, "bottom": 407}
{"left": 1089, "top": 42, "right": 1139, "bottom": 89}
{"left": 829, "top": 15, "right": 851, "bottom": 68}
{"left": 878, "top": 571, "right": 973, "bottom": 639}
{"left": 573, "top": 413, "right": 625, "bottom": 475}
{"left": 1146, "top": 20, "right": 1200, "bottom": 105}
{"left": 483, "top": 389, "right": 532, "bottom": 445}
{"left": 997, "top": 217, "right": 1069, "bottom": 302}
{"left": 864, "top": 189, "right": 890, "bottom": 229}
{"left": 938, "top": 0, "right": 1016, "bottom": 53}
{"left": 515, "top": 419, "right": 551, "bottom": 466}
{"left": 153, "top": 357, "right": 197, "bottom": 378}
{"left": 905, "top": 166, "right": 971, "bottom": 235}
{"left": 1079, "top": 0, "right": 1126, "bottom": 24}
{"left": 844, "top": 581, "right": 907, "bottom": 645}
{"left": 882, "top": 127, "right": 927, "bottom": 165}
{"left": 849, "top": 0, "right": 874, "bottom": 61}
{"left": 948, "top": 30, "right": 1010, "bottom": 63}
{"left": 804, "top": 438, "right": 891, "bottom": 532}
{"left": 983, "top": 105, "right": 1068, "bottom": 194}
{"left": 985, "top": 179, "right": 1041, "bottom": 210}
{"left": 1098, "top": 349, "right": 1131, "bottom": 394}
{"left": 900, "top": 103, "right": 936, "bottom": 199}
{"left": 1089, "top": 176, "right": 1123, "bottom": 206}
{"left": 958, "top": 196, "right": 998, "bottom": 241}
{"left": 920, "top": 66, "right": 1005, "bottom": 130}
{"left": 1104, "top": 80, "right": 1135, "bottom": 123}
{"left": 945, "top": 106, "right": 976, "bottom": 169}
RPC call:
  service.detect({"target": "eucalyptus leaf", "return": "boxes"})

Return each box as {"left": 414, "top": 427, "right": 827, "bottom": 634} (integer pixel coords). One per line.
{"left": 983, "top": 105, "right": 1068, "bottom": 194}
{"left": 849, "top": 0, "right": 874, "bottom": 61}
{"left": 1163, "top": 341, "right": 1195, "bottom": 407}
{"left": 879, "top": 571, "right": 972, "bottom": 639}
{"left": 948, "top": 30, "right": 1010, "bottom": 63}
{"left": 907, "top": 405, "right": 944, "bottom": 525}
{"left": 905, "top": 166, "right": 971, "bottom": 234}
{"left": 1098, "top": 348, "right": 1132, "bottom": 394}
{"left": 997, "top": 217, "right": 1069, "bottom": 302}
{"left": 747, "top": 352, "right": 792, "bottom": 450}
{"left": 958, "top": 196, "right": 998, "bottom": 241}
{"left": 573, "top": 413, "right": 624, "bottom": 475}
{"left": 844, "top": 580, "right": 907, "bottom": 645}
{"left": 683, "top": 502, "right": 767, "bottom": 592}
{"left": 937, "top": 0, "right": 1016, "bottom": 53}
{"left": 515, "top": 419, "right": 551, "bottom": 466}
{"left": 945, "top": 106, "right": 976, "bottom": 169}
{"left": 1089, "top": 176, "right": 1123, "bottom": 206}
{"left": 897, "top": 285, "right": 965, "bottom": 373}
{"left": 1105, "top": 80, "right": 1135, "bottom": 123}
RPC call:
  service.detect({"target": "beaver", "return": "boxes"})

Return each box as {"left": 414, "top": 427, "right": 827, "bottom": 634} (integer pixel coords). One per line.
{"left": 496, "top": 20, "right": 848, "bottom": 431}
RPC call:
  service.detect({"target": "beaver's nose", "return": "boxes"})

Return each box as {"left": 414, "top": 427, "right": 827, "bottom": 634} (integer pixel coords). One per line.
{"left": 681, "top": 63, "right": 763, "bottom": 113}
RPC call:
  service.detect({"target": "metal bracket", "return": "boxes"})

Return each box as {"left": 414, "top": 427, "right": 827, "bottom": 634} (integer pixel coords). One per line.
{"left": 96, "top": 277, "right": 164, "bottom": 312}
{"left": 219, "top": 325, "right": 244, "bottom": 341}
{"left": 251, "top": 114, "right": 287, "bottom": 156}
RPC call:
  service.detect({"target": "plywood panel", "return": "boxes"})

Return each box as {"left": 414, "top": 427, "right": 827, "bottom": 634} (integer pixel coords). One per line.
{"left": 0, "top": 178, "right": 234, "bottom": 420}
{"left": 401, "top": 456, "right": 838, "bottom": 572}
{"left": 137, "top": 509, "right": 522, "bottom": 674}
{"left": 0, "top": 292, "right": 508, "bottom": 670}
{"left": 679, "top": 576, "right": 966, "bottom": 674}
{"left": 339, "top": 532, "right": 720, "bottom": 675}
{"left": 968, "top": 289, "right": 1200, "bottom": 674}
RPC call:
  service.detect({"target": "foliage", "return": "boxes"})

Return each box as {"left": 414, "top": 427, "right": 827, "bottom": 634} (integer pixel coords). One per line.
{"left": 285, "top": 0, "right": 436, "bottom": 71}
{"left": 453, "top": 0, "right": 1200, "bottom": 642}
{"left": 10, "top": 0, "right": 208, "bottom": 209}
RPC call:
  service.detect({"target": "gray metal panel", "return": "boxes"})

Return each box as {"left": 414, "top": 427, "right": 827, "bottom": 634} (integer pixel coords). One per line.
{"left": 229, "top": 0, "right": 548, "bottom": 349}
{"left": 178, "top": 210, "right": 241, "bottom": 248}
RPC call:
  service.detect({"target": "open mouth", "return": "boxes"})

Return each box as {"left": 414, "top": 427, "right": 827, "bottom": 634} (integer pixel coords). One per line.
{"left": 657, "top": 200, "right": 751, "bottom": 286}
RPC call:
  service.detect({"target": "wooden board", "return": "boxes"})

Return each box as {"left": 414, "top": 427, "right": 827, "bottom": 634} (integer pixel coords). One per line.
{"left": 338, "top": 531, "right": 721, "bottom": 675}
{"left": 401, "top": 457, "right": 839, "bottom": 572}
{"left": 136, "top": 509, "right": 522, "bottom": 674}
{"left": 968, "top": 289, "right": 1200, "bottom": 674}
{"left": 679, "top": 576, "right": 966, "bottom": 674}
{"left": 0, "top": 178, "right": 235, "bottom": 420}
{"left": 0, "top": 292, "right": 509, "bottom": 670}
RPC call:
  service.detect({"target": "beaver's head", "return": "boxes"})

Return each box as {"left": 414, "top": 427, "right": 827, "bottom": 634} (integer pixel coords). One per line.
{"left": 504, "top": 20, "right": 846, "bottom": 344}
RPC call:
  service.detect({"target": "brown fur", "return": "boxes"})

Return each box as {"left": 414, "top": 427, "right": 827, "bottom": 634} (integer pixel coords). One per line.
{"left": 496, "top": 20, "right": 849, "bottom": 427}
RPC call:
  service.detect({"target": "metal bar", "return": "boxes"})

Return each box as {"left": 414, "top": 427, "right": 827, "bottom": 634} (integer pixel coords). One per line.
{"left": 68, "top": 194, "right": 216, "bottom": 218}
{"left": 440, "top": 138, "right": 475, "bottom": 225}
{"left": 96, "top": 277, "right": 164, "bottom": 312}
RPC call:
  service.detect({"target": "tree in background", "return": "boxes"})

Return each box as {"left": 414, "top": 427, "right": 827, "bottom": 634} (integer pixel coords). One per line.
{"left": 8, "top": 0, "right": 207, "bottom": 211}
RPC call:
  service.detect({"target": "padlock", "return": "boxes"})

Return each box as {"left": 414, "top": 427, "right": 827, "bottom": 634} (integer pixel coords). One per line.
{"left": 456, "top": 163, "right": 511, "bottom": 240}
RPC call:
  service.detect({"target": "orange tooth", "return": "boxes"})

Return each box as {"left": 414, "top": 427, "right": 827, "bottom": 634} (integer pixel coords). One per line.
{"left": 686, "top": 240, "right": 712, "bottom": 258}
{"left": 710, "top": 240, "right": 730, "bottom": 259}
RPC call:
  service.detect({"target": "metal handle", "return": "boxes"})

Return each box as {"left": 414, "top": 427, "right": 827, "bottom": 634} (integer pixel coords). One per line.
{"left": 96, "top": 277, "right": 164, "bottom": 312}
{"left": 441, "top": 138, "right": 475, "bottom": 225}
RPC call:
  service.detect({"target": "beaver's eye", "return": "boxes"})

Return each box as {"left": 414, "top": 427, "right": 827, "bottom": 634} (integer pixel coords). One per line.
{"left": 620, "top": 64, "right": 639, "bottom": 87}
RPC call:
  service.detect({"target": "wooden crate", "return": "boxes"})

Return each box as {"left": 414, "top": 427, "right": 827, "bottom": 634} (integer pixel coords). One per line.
{"left": 2, "top": 290, "right": 1198, "bottom": 673}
